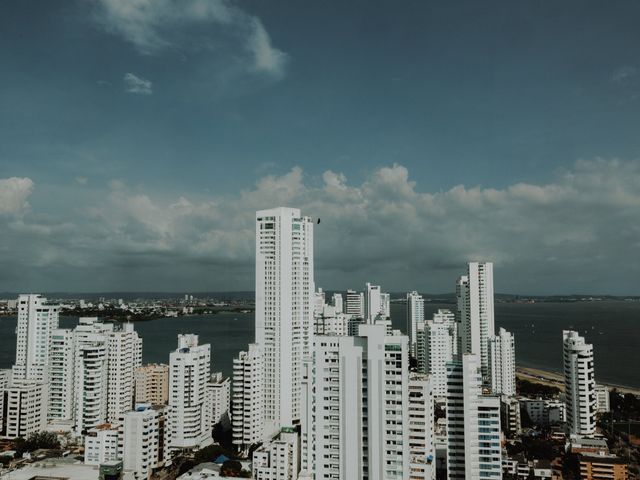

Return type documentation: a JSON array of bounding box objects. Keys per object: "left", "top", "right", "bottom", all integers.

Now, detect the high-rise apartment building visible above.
[
  {"left": 169, "top": 334, "right": 212, "bottom": 450},
  {"left": 301, "top": 324, "right": 410, "bottom": 480},
  {"left": 488, "top": 327, "right": 516, "bottom": 396},
  {"left": 408, "top": 373, "right": 436, "bottom": 480},
  {"left": 74, "top": 318, "right": 112, "bottom": 433},
  {"left": 417, "top": 309, "right": 457, "bottom": 398},
  {"left": 407, "top": 291, "right": 425, "bottom": 358},
  {"left": 12, "top": 294, "right": 59, "bottom": 382},
  {"left": 208, "top": 372, "right": 230, "bottom": 426},
  {"left": 255, "top": 208, "right": 314, "bottom": 434},
  {"left": 345, "top": 289, "right": 364, "bottom": 318},
  {"left": 446, "top": 354, "right": 502, "bottom": 480},
  {"left": 135, "top": 364, "right": 169, "bottom": 405},
  {"left": 122, "top": 404, "right": 171, "bottom": 480},
  {"left": 563, "top": 330, "right": 597, "bottom": 436},
  {"left": 232, "top": 344, "right": 264, "bottom": 451},
  {"left": 0, "top": 380, "right": 48, "bottom": 439},
  {"left": 48, "top": 328, "right": 75, "bottom": 422},
  {"left": 457, "top": 262, "right": 495, "bottom": 380},
  {"left": 331, "top": 293, "right": 343, "bottom": 314},
  {"left": 107, "top": 323, "right": 142, "bottom": 422}
]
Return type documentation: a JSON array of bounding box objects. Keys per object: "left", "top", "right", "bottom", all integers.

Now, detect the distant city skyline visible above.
[{"left": 2, "top": 1, "right": 640, "bottom": 294}]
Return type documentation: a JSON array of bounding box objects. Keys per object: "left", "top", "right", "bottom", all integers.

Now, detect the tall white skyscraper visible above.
[
  {"left": 232, "top": 344, "right": 264, "bottom": 451},
  {"left": 301, "top": 324, "right": 411, "bottom": 480},
  {"left": 407, "top": 291, "right": 425, "bottom": 358},
  {"left": 563, "top": 330, "right": 597, "bottom": 436},
  {"left": 365, "top": 282, "right": 384, "bottom": 322},
  {"left": 169, "top": 334, "right": 213, "bottom": 449},
  {"left": 488, "top": 327, "right": 516, "bottom": 396},
  {"left": 345, "top": 289, "right": 364, "bottom": 317},
  {"left": 255, "top": 207, "right": 314, "bottom": 433},
  {"left": 457, "top": 262, "right": 495, "bottom": 379},
  {"left": 48, "top": 328, "right": 75, "bottom": 422},
  {"left": 106, "top": 323, "right": 142, "bottom": 422},
  {"left": 12, "top": 294, "right": 59, "bottom": 382},
  {"left": 73, "top": 318, "right": 112, "bottom": 433},
  {"left": 446, "top": 354, "right": 501, "bottom": 480},
  {"left": 331, "top": 293, "right": 343, "bottom": 313},
  {"left": 417, "top": 309, "right": 457, "bottom": 398}
]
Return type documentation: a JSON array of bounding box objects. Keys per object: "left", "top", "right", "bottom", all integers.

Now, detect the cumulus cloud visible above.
[
  {"left": 0, "top": 177, "right": 34, "bottom": 215},
  {"left": 612, "top": 65, "right": 637, "bottom": 84},
  {"left": 123, "top": 72, "right": 153, "bottom": 95},
  {"left": 3, "top": 160, "right": 640, "bottom": 293},
  {"left": 92, "top": 0, "right": 287, "bottom": 78}
]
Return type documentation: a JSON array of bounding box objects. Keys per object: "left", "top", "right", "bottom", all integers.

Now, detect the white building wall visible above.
[
  {"left": 345, "top": 290, "right": 364, "bottom": 317},
  {"left": 208, "top": 372, "right": 230, "bottom": 426}
]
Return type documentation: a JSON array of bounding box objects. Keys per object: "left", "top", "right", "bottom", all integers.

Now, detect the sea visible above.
[{"left": 0, "top": 301, "right": 638, "bottom": 389}]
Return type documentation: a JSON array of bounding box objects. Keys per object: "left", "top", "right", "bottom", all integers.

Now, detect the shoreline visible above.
[{"left": 517, "top": 366, "right": 640, "bottom": 396}]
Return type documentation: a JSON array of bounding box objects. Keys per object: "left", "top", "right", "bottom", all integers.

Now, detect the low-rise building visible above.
[
  {"left": 579, "top": 453, "right": 628, "bottom": 480},
  {"left": 84, "top": 423, "right": 120, "bottom": 466},
  {"left": 0, "top": 380, "right": 47, "bottom": 439}
]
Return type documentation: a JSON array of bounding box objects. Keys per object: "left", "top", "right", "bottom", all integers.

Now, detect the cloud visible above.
[
  {"left": 123, "top": 72, "right": 153, "bottom": 95},
  {"left": 92, "top": 0, "right": 287, "bottom": 78},
  {"left": 75, "top": 176, "right": 88, "bottom": 185},
  {"left": 611, "top": 66, "right": 638, "bottom": 84},
  {"left": 3, "top": 160, "right": 640, "bottom": 293},
  {"left": 0, "top": 177, "right": 34, "bottom": 215}
]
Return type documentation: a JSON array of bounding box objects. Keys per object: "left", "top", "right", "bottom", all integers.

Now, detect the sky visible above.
[{"left": 2, "top": 0, "right": 640, "bottom": 294}]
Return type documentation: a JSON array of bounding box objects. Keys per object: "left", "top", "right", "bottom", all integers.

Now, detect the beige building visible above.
[{"left": 135, "top": 364, "right": 169, "bottom": 405}]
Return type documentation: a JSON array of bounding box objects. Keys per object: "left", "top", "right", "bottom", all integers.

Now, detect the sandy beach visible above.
[{"left": 517, "top": 366, "right": 640, "bottom": 396}]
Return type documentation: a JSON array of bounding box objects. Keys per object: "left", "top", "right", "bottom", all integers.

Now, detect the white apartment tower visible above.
[
  {"left": 301, "top": 324, "right": 410, "bottom": 480},
  {"left": 407, "top": 291, "right": 425, "bottom": 358},
  {"left": 331, "top": 293, "right": 343, "bottom": 314},
  {"left": 488, "top": 328, "right": 516, "bottom": 396},
  {"left": 12, "top": 294, "right": 59, "bottom": 382},
  {"left": 48, "top": 328, "right": 75, "bottom": 422},
  {"left": 446, "top": 354, "right": 502, "bottom": 480},
  {"left": 457, "top": 262, "right": 495, "bottom": 380},
  {"left": 417, "top": 309, "right": 457, "bottom": 398},
  {"left": 74, "top": 318, "right": 112, "bottom": 433},
  {"left": 408, "top": 373, "right": 436, "bottom": 480},
  {"left": 255, "top": 208, "right": 314, "bottom": 434},
  {"left": 107, "top": 323, "right": 142, "bottom": 422},
  {"left": 169, "top": 334, "right": 213, "bottom": 449},
  {"left": 232, "top": 343, "right": 264, "bottom": 451},
  {"left": 563, "top": 330, "right": 597, "bottom": 436},
  {"left": 345, "top": 289, "right": 365, "bottom": 317},
  {"left": 122, "top": 404, "right": 171, "bottom": 480},
  {"left": 0, "top": 380, "right": 48, "bottom": 439},
  {"left": 208, "top": 372, "right": 231, "bottom": 426}
]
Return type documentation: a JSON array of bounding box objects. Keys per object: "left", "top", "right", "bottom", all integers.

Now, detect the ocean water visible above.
[{"left": 0, "top": 301, "right": 638, "bottom": 388}]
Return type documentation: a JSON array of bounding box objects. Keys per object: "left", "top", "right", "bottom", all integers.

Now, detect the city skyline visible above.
[{"left": 3, "top": 1, "right": 640, "bottom": 294}]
